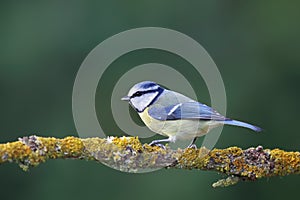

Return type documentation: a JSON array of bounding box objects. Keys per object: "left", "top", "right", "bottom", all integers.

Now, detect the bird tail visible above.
[{"left": 223, "top": 120, "right": 262, "bottom": 132}]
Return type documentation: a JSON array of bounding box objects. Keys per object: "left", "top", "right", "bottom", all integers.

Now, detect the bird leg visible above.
[
  {"left": 187, "top": 137, "right": 198, "bottom": 149},
  {"left": 148, "top": 138, "right": 172, "bottom": 148}
]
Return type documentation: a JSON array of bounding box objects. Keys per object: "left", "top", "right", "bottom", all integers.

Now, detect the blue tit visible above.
[{"left": 121, "top": 81, "right": 261, "bottom": 147}]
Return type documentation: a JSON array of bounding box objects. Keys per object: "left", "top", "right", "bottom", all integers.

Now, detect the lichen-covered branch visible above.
[{"left": 0, "top": 136, "right": 299, "bottom": 187}]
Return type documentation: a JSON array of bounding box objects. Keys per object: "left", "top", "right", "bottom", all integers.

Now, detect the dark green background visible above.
[{"left": 0, "top": 1, "right": 299, "bottom": 200}]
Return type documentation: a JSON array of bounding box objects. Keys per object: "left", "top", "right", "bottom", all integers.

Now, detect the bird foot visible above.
[
  {"left": 148, "top": 140, "right": 167, "bottom": 149},
  {"left": 187, "top": 144, "right": 197, "bottom": 149}
]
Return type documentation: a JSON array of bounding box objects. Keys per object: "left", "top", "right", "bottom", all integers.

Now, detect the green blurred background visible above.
[{"left": 0, "top": 1, "right": 299, "bottom": 199}]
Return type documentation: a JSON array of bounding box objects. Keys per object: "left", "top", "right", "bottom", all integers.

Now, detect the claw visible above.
[
  {"left": 149, "top": 140, "right": 159, "bottom": 146},
  {"left": 152, "top": 143, "right": 166, "bottom": 149},
  {"left": 148, "top": 138, "right": 171, "bottom": 149},
  {"left": 187, "top": 144, "right": 197, "bottom": 149},
  {"left": 148, "top": 140, "right": 166, "bottom": 149},
  {"left": 187, "top": 137, "right": 198, "bottom": 149}
]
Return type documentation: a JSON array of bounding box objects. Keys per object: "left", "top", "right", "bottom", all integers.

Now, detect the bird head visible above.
[{"left": 121, "top": 81, "right": 164, "bottom": 112}]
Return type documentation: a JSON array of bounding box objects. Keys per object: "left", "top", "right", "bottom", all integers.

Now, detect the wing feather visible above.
[{"left": 148, "top": 102, "right": 227, "bottom": 121}]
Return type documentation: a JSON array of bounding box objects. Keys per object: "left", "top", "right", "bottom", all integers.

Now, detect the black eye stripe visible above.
[
  {"left": 129, "top": 87, "right": 164, "bottom": 111},
  {"left": 131, "top": 89, "right": 160, "bottom": 98}
]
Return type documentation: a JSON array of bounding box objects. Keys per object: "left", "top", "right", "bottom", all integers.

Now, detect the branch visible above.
[{"left": 0, "top": 135, "right": 299, "bottom": 187}]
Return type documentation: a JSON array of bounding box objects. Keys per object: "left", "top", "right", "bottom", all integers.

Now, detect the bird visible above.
[{"left": 121, "top": 81, "right": 261, "bottom": 147}]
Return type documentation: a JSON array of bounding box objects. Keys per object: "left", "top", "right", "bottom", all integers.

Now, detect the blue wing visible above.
[
  {"left": 148, "top": 102, "right": 262, "bottom": 132},
  {"left": 148, "top": 102, "right": 227, "bottom": 121}
]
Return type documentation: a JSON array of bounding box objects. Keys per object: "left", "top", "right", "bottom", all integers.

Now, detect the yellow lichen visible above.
[
  {"left": 60, "top": 137, "right": 84, "bottom": 156},
  {"left": 0, "top": 135, "right": 299, "bottom": 187},
  {"left": 112, "top": 136, "right": 143, "bottom": 152},
  {"left": 271, "top": 149, "right": 300, "bottom": 176},
  {"left": 177, "top": 147, "right": 210, "bottom": 169}
]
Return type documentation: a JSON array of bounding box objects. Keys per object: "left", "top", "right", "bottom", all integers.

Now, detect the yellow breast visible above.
[
  {"left": 138, "top": 107, "right": 168, "bottom": 136},
  {"left": 138, "top": 107, "right": 152, "bottom": 126}
]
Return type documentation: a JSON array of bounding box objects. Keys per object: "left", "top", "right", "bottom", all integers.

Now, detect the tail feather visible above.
[{"left": 223, "top": 120, "right": 262, "bottom": 132}]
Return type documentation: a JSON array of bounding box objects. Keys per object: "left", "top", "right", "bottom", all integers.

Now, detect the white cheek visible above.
[{"left": 131, "top": 92, "right": 159, "bottom": 112}]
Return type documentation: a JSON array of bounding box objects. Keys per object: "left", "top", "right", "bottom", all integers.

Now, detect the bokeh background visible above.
[{"left": 0, "top": 1, "right": 299, "bottom": 200}]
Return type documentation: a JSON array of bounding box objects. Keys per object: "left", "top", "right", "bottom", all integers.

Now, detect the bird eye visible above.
[{"left": 134, "top": 91, "right": 142, "bottom": 97}]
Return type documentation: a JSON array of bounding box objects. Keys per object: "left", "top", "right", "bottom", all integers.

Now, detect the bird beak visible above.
[{"left": 121, "top": 96, "right": 130, "bottom": 101}]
